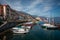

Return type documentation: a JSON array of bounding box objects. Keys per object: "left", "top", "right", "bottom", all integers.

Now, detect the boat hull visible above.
[{"left": 41, "top": 24, "right": 58, "bottom": 30}]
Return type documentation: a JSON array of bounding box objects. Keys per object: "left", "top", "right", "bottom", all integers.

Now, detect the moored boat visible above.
[
  {"left": 42, "top": 23, "right": 57, "bottom": 30},
  {"left": 12, "top": 22, "right": 34, "bottom": 34}
]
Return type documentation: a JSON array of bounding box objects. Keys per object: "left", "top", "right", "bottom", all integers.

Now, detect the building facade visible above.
[
  {"left": 0, "top": 4, "right": 19, "bottom": 21},
  {"left": 0, "top": 4, "right": 10, "bottom": 20}
]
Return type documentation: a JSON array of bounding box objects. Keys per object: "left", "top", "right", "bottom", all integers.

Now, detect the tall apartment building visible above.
[{"left": 0, "top": 4, "right": 10, "bottom": 20}]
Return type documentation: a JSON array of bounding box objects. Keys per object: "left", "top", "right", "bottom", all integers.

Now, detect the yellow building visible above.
[{"left": 36, "top": 17, "right": 42, "bottom": 21}]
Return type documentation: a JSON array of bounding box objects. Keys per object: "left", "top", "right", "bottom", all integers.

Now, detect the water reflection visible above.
[{"left": 6, "top": 24, "right": 60, "bottom": 40}]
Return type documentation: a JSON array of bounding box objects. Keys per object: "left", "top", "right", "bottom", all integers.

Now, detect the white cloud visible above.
[
  {"left": 27, "top": 9, "right": 39, "bottom": 15},
  {"left": 5, "top": 0, "right": 52, "bottom": 13},
  {"left": 25, "top": 0, "right": 53, "bottom": 15},
  {"left": 23, "top": 0, "right": 43, "bottom": 11},
  {"left": 42, "top": 5, "right": 52, "bottom": 12},
  {"left": 11, "top": 2, "right": 23, "bottom": 11},
  {"left": 3, "top": 0, "right": 54, "bottom": 17},
  {"left": 5, "top": 0, "right": 24, "bottom": 11}
]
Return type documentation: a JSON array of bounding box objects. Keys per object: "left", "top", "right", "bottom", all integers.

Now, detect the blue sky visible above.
[{"left": 0, "top": 0, "right": 60, "bottom": 17}]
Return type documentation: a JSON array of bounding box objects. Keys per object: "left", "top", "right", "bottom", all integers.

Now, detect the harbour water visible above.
[{"left": 6, "top": 23, "right": 60, "bottom": 40}]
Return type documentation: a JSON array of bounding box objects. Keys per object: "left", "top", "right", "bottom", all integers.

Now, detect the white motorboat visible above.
[
  {"left": 12, "top": 22, "right": 33, "bottom": 34},
  {"left": 42, "top": 23, "right": 57, "bottom": 30},
  {"left": 12, "top": 26, "right": 31, "bottom": 34},
  {"left": 41, "top": 17, "right": 57, "bottom": 30}
]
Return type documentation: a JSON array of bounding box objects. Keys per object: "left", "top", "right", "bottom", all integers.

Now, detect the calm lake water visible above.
[{"left": 6, "top": 23, "right": 60, "bottom": 40}]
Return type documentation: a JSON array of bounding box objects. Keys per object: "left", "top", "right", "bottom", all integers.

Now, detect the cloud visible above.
[
  {"left": 23, "top": 0, "right": 43, "bottom": 11},
  {"left": 42, "top": 5, "right": 52, "bottom": 12},
  {"left": 11, "top": 2, "right": 23, "bottom": 11},
  {"left": 41, "top": 0, "right": 54, "bottom": 12},
  {"left": 1, "top": 0, "right": 59, "bottom": 17},
  {"left": 4, "top": 0, "right": 23, "bottom": 11},
  {"left": 25, "top": 0, "right": 53, "bottom": 15},
  {"left": 3, "top": 0, "right": 53, "bottom": 13},
  {"left": 27, "top": 9, "right": 40, "bottom": 15}
]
